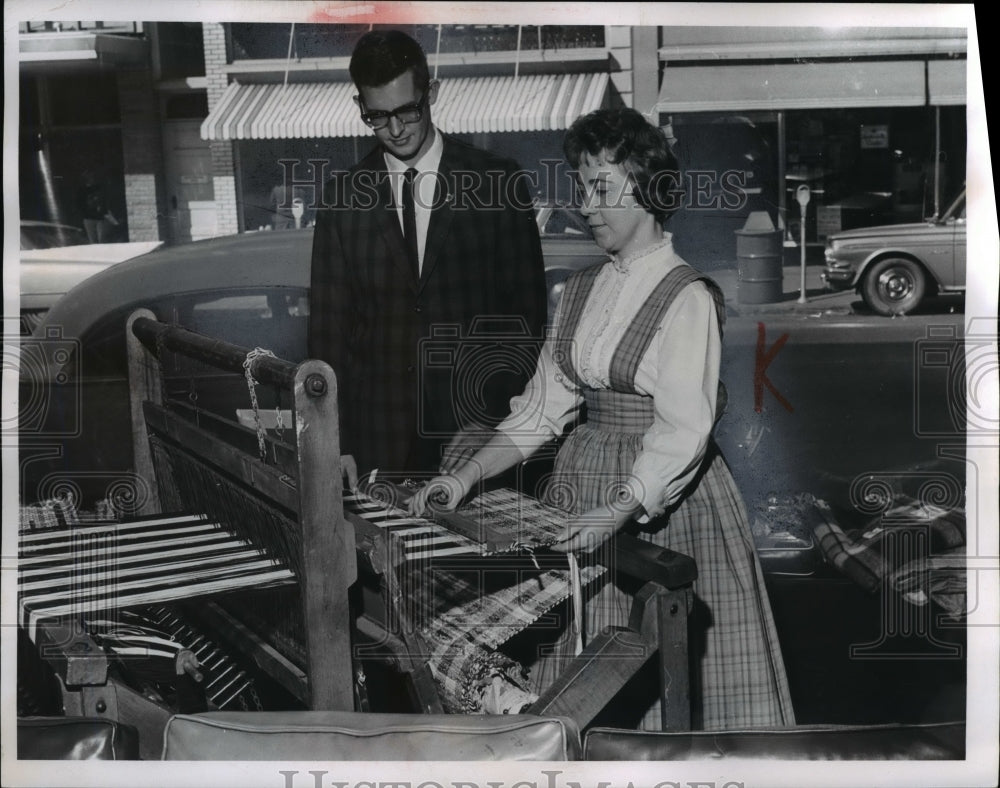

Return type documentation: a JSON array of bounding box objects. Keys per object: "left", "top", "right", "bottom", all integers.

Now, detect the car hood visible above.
[
  {"left": 828, "top": 221, "right": 945, "bottom": 243},
  {"left": 35, "top": 229, "right": 315, "bottom": 338},
  {"left": 20, "top": 240, "right": 163, "bottom": 265},
  {"left": 20, "top": 241, "right": 164, "bottom": 303}
]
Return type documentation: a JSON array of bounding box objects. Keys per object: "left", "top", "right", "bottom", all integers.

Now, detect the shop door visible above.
[{"left": 162, "top": 120, "right": 216, "bottom": 243}]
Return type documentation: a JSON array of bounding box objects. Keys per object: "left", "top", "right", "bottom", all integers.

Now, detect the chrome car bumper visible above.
[{"left": 820, "top": 267, "right": 855, "bottom": 290}]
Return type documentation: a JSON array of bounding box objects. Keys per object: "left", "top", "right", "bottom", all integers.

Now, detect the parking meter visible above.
[{"left": 796, "top": 185, "right": 811, "bottom": 303}]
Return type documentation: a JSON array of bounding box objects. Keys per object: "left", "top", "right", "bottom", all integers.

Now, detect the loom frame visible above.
[{"left": 126, "top": 309, "right": 356, "bottom": 712}]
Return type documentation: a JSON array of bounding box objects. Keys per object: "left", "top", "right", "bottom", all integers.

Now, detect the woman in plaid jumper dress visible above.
[{"left": 411, "top": 108, "right": 795, "bottom": 730}]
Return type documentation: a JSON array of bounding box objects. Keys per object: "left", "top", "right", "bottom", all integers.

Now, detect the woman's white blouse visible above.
[{"left": 496, "top": 237, "right": 722, "bottom": 519}]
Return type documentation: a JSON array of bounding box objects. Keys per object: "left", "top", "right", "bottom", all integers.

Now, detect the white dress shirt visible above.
[{"left": 384, "top": 127, "right": 444, "bottom": 275}]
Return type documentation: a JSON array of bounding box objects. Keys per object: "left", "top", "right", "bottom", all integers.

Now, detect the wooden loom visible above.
[{"left": 20, "top": 311, "right": 698, "bottom": 754}]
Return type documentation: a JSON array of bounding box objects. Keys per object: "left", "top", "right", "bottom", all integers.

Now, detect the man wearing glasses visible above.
[{"left": 309, "top": 30, "right": 547, "bottom": 482}]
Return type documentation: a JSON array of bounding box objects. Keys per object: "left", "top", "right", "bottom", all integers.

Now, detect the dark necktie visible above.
[{"left": 402, "top": 168, "right": 419, "bottom": 279}]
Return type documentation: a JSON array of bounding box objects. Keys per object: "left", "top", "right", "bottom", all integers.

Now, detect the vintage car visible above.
[
  {"left": 821, "top": 188, "right": 966, "bottom": 316},
  {"left": 19, "top": 206, "right": 604, "bottom": 505},
  {"left": 535, "top": 199, "right": 607, "bottom": 315},
  {"left": 18, "top": 219, "right": 163, "bottom": 335}
]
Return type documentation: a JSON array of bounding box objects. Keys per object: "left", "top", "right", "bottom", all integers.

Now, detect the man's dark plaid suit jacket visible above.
[{"left": 308, "top": 134, "right": 547, "bottom": 476}]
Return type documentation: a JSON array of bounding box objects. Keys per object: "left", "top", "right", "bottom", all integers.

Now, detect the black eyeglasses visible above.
[{"left": 358, "top": 88, "right": 428, "bottom": 130}]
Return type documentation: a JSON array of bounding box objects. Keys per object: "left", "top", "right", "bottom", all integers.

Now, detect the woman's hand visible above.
[
  {"left": 439, "top": 421, "right": 494, "bottom": 474},
  {"left": 407, "top": 472, "right": 469, "bottom": 516},
  {"left": 550, "top": 504, "right": 633, "bottom": 553}
]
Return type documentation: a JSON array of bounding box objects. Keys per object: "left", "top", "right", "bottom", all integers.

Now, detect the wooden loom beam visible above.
[{"left": 126, "top": 312, "right": 356, "bottom": 711}]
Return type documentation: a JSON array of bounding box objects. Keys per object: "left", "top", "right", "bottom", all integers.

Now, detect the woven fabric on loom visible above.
[
  {"left": 426, "top": 635, "right": 530, "bottom": 713},
  {"left": 355, "top": 487, "right": 607, "bottom": 712},
  {"left": 413, "top": 564, "right": 605, "bottom": 651},
  {"left": 386, "top": 488, "right": 604, "bottom": 712},
  {"left": 19, "top": 496, "right": 113, "bottom": 531},
  {"left": 411, "top": 563, "right": 606, "bottom": 713},
  {"left": 456, "top": 488, "right": 581, "bottom": 552}
]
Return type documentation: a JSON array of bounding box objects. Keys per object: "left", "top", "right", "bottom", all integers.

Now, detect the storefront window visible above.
[
  {"left": 667, "top": 113, "right": 779, "bottom": 269},
  {"left": 19, "top": 73, "right": 126, "bottom": 237},
  {"left": 235, "top": 131, "right": 569, "bottom": 234},
  {"left": 784, "top": 106, "right": 965, "bottom": 245}
]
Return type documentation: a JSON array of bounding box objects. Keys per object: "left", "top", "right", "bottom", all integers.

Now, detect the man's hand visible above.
[{"left": 439, "top": 423, "right": 494, "bottom": 474}]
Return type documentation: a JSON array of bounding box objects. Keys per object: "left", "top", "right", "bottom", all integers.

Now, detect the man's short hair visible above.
[{"left": 349, "top": 30, "right": 430, "bottom": 91}]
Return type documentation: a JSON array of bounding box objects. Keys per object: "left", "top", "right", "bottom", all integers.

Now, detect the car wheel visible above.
[{"left": 860, "top": 257, "right": 926, "bottom": 316}]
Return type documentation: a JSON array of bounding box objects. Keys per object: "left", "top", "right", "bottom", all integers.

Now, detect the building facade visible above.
[
  {"left": 198, "top": 23, "right": 641, "bottom": 235},
  {"left": 18, "top": 22, "right": 968, "bottom": 267},
  {"left": 650, "top": 26, "right": 968, "bottom": 266},
  {"left": 18, "top": 21, "right": 209, "bottom": 245}
]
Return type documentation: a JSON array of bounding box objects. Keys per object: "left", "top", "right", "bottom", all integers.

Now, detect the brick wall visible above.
[
  {"left": 203, "top": 21, "right": 239, "bottom": 235},
  {"left": 118, "top": 68, "right": 167, "bottom": 241}
]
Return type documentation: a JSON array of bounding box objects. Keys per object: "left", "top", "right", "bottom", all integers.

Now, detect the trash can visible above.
[{"left": 735, "top": 213, "right": 783, "bottom": 305}]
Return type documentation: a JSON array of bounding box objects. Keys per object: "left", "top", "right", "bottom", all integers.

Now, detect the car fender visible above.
[{"left": 849, "top": 248, "right": 943, "bottom": 292}]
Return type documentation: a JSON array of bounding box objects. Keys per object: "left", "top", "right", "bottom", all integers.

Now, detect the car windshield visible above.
[
  {"left": 74, "top": 287, "right": 311, "bottom": 379},
  {"left": 538, "top": 204, "right": 593, "bottom": 239}
]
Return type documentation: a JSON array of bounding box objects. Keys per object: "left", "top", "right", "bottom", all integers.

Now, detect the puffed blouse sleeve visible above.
[
  {"left": 625, "top": 280, "right": 722, "bottom": 520},
  {"left": 495, "top": 308, "right": 584, "bottom": 458}
]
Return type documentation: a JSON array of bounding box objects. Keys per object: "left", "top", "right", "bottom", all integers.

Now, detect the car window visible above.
[
  {"left": 540, "top": 206, "right": 593, "bottom": 239},
  {"left": 75, "top": 287, "right": 311, "bottom": 380},
  {"left": 20, "top": 224, "right": 89, "bottom": 250},
  {"left": 943, "top": 191, "right": 966, "bottom": 221}
]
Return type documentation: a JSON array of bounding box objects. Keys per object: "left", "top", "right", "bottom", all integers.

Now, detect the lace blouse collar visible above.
[{"left": 608, "top": 233, "right": 674, "bottom": 274}]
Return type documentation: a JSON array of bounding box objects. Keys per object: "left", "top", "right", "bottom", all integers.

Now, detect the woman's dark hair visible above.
[
  {"left": 564, "top": 108, "right": 682, "bottom": 223},
  {"left": 349, "top": 30, "right": 430, "bottom": 92}
]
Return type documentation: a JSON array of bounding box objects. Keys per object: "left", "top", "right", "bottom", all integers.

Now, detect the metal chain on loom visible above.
[
  {"left": 243, "top": 347, "right": 279, "bottom": 462},
  {"left": 155, "top": 331, "right": 168, "bottom": 403}
]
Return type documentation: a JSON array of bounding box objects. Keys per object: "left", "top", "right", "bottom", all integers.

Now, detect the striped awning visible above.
[{"left": 200, "top": 72, "right": 610, "bottom": 141}]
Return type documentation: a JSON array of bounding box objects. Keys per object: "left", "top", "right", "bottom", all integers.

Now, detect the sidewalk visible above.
[{"left": 710, "top": 263, "right": 858, "bottom": 317}]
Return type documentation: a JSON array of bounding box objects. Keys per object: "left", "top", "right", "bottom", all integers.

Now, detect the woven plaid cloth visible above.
[
  {"left": 457, "top": 487, "right": 581, "bottom": 552},
  {"left": 19, "top": 496, "right": 116, "bottom": 531},
  {"left": 583, "top": 389, "right": 654, "bottom": 433},
  {"left": 607, "top": 266, "right": 726, "bottom": 391},
  {"left": 362, "top": 485, "right": 608, "bottom": 713},
  {"left": 812, "top": 495, "right": 966, "bottom": 618},
  {"left": 412, "top": 564, "right": 605, "bottom": 651},
  {"left": 403, "top": 553, "right": 604, "bottom": 712},
  {"left": 428, "top": 634, "right": 533, "bottom": 714}
]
